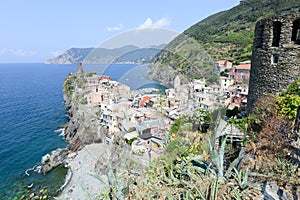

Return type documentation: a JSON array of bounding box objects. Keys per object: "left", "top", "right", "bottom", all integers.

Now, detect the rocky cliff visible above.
[
  {"left": 41, "top": 70, "right": 105, "bottom": 173},
  {"left": 41, "top": 68, "right": 147, "bottom": 198},
  {"left": 63, "top": 74, "right": 101, "bottom": 148}
]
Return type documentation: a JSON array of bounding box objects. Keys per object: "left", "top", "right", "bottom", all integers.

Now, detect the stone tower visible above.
[
  {"left": 76, "top": 63, "right": 84, "bottom": 74},
  {"left": 247, "top": 13, "right": 300, "bottom": 112}
]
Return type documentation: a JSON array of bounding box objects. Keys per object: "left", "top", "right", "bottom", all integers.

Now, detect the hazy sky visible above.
[{"left": 0, "top": 0, "right": 240, "bottom": 62}]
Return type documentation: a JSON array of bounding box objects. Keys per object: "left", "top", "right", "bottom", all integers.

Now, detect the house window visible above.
[
  {"left": 291, "top": 19, "right": 300, "bottom": 45},
  {"left": 272, "top": 54, "right": 279, "bottom": 64},
  {"left": 272, "top": 21, "right": 282, "bottom": 47}
]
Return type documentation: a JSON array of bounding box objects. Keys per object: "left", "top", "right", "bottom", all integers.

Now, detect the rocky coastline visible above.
[
  {"left": 40, "top": 66, "right": 144, "bottom": 199},
  {"left": 41, "top": 77, "right": 103, "bottom": 175},
  {"left": 39, "top": 70, "right": 103, "bottom": 198}
]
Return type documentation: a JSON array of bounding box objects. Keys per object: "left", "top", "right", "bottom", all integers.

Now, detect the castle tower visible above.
[
  {"left": 76, "top": 63, "right": 84, "bottom": 74},
  {"left": 247, "top": 13, "right": 300, "bottom": 112}
]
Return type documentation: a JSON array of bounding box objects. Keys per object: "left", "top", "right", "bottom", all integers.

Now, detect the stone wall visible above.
[{"left": 247, "top": 13, "right": 300, "bottom": 112}]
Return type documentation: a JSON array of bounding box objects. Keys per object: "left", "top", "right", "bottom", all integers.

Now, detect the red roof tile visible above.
[
  {"left": 236, "top": 64, "right": 251, "bottom": 70},
  {"left": 139, "top": 96, "right": 151, "bottom": 106}
]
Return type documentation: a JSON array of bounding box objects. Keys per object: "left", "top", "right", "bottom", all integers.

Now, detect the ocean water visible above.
[
  {"left": 0, "top": 63, "right": 76, "bottom": 199},
  {"left": 0, "top": 63, "right": 166, "bottom": 199},
  {"left": 84, "top": 63, "right": 168, "bottom": 90}
]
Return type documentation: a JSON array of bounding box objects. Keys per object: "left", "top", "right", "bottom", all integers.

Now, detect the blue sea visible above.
[
  {"left": 0, "top": 63, "right": 76, "bottom": 198},
  {"left": 0, "top": 63, "right": 165, "bottom": 199}
]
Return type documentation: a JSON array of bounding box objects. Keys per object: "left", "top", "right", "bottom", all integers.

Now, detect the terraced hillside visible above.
[{"left": 150, "top": 0, "right": 300, "bottom": 85}]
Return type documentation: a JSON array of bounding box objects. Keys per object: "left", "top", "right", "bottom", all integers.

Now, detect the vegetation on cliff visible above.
[
  {"left": 63, "top": 75, "right": 75, "bottom": 96},
  {"left": 63, "top": 72, "right": 86, "bottom": 101}
]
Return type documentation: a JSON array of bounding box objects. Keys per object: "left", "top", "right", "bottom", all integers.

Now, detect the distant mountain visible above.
[
  {"left": 45, "top": 44, "right": 165, "bottom": 64},
  {"left": 149, "top": 0, "right": 300, "bottom": 86},
  {"left": 115, "top": 47, "right": 165, "bottom": 63},
  {"left": 45, "top": 48, "right": 94, "bottom": 64}
]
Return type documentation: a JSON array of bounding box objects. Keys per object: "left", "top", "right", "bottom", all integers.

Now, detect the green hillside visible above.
[
  {"left": 185, "top": 0, "right": 300, "bottom": 62},
  {"left": 151, "top": 0, "right": 300, "bottom": 85}
]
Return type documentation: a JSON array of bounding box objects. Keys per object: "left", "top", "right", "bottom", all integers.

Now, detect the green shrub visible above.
[
  {"left": 276, "top": 79, "right": 300, "bottom": 120},
  {"left": 276, "top": 94, "right": 300, "bottom": 120},
  {"left": 126, "top": 137, "right": 137, "bottom": 146},
  {"left": 80, "top": 97, "right": 87, "bottom": 105}
]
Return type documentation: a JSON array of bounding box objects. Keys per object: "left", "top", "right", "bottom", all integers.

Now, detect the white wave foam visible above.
[
  {"left": 34, "top": 165, "right": 42, "bottom": 173},
  {"left": 25, "top": 164, "right": 39, "bottom": 176},
  {"left": 41, "top": 154, "right": 50, "bottom": 163},
  {"left": 59, "top": 168, "right": 72, "bottom": 191},
  {"left": 54, "top": 128, "right": 65, "bottom": 137}
]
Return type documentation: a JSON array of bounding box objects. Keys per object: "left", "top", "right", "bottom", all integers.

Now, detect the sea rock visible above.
[{"left": 41, "top": 148, "right": 69, "bottom": 174}]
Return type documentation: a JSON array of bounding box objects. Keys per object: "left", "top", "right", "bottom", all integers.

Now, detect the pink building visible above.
[
  {"left": 228, "top": 64, "right": 251, "bottom": 84},
  {"left": 234, "top": 64, "right": 251, "bottom": 84}
]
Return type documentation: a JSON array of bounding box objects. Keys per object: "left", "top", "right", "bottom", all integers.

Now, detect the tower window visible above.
[
  {"left": 272, "top": 21, "right": 282, "bottom": 47},
  {"left": 292, "top": 19, "right": 300, "bottom": 45},
  {"left": 272, "top": 54, "right": 279, "bottom": 64}
]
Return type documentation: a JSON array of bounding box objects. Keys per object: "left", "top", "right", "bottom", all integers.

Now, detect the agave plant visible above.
[{"left": 208, "top": 135, "right": 227, "bottom": 180}]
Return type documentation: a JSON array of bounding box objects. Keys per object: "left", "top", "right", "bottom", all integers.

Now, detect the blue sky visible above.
[{"left": 0, "top": 0, "right": 240, "bottom": 62}]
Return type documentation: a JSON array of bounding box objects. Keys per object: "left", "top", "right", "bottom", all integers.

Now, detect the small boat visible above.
[{"left": 27, "top": 183, "right": 33, "bottom": 189}]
